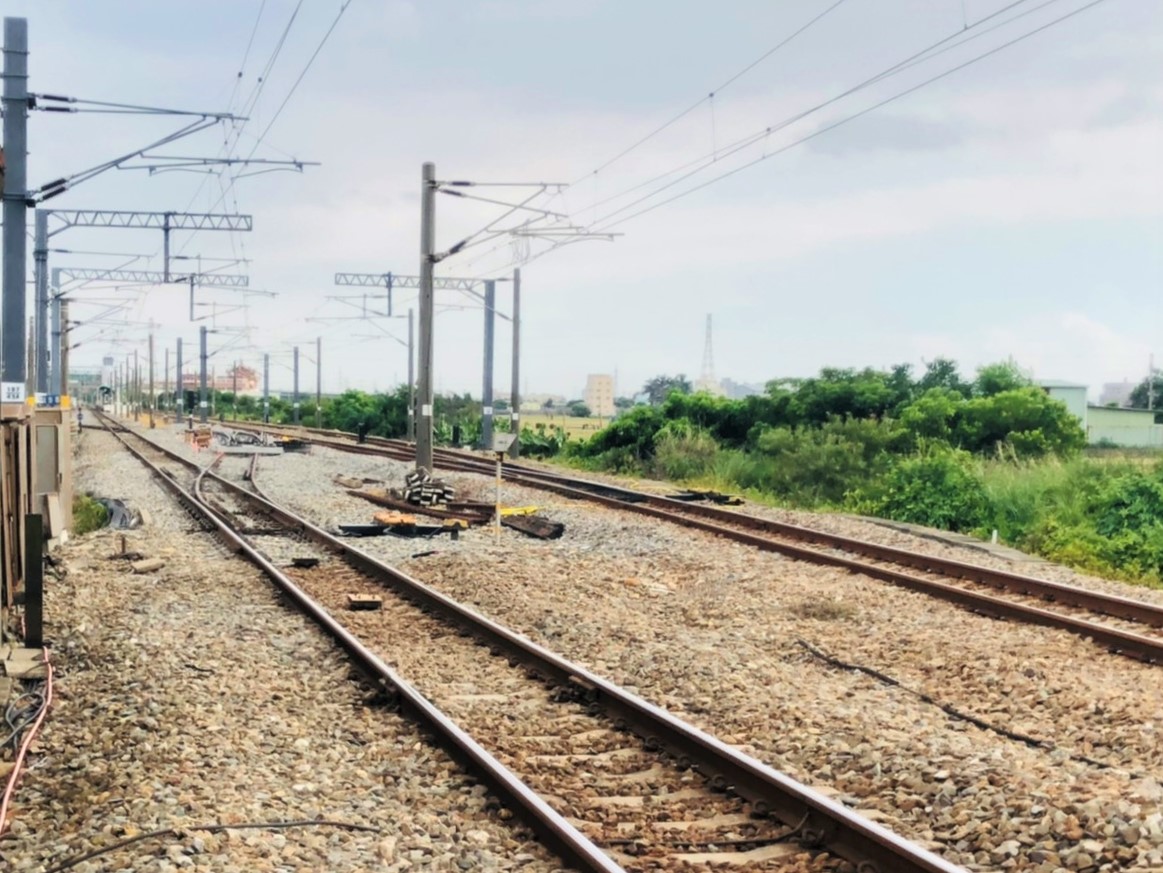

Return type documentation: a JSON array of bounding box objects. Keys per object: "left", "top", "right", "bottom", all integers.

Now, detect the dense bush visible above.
[
  {"left": 73, "top": 493, "right": 109, "bottom": 535},
  {"left": 847, "top": 448, "right": 990, "bottom": 531},
  {"left": 562, "top": 358, "right": 1152, "bottom": 583}
]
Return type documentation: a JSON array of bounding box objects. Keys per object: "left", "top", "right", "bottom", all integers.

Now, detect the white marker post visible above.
[{"left": 490, "top": 432, "right": 517, "bottom": 538}]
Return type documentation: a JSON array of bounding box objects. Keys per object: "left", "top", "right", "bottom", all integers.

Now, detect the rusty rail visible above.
[
  {"left": 241, "top": 422, "right": 1163, "bottom": 665},
  {"left": 103, "top": 414, "right": 967, "bottom": 873},
  {"left": 96, "top": 413, "right": 623, "bottom": 873}
]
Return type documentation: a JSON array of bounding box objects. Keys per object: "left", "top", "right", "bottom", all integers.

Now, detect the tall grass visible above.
[{"left": 575, "top": 428, "right": 1163, "bottom": 588}]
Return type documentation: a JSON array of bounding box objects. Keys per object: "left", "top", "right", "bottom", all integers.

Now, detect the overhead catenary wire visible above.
[
  {"left": 580, "top": 0, "right": 1047, "bottom": 219},
  {"left": 575, "top": 0, "right": 852, "bottom": 183},
  {"left": 447, "top": 0, "right": 1051, "bottom": 279},
  {"left": 587, "top": 0, "right": 1110, "bottom": 233},
  {"left": 451, "top": 0, "right": 1107, "bottom": 283},
  {"left": 245, "top": 0, "right": 355, "bottom": 157},
  {"left": 174, "top": 0, "right": 353, "bottom": 281},
  {"left": 230, "top": 0, "right": 270, "bottom": 109},
  {"left": 168, "top": 0, "right": 307, "bottom": 264}
]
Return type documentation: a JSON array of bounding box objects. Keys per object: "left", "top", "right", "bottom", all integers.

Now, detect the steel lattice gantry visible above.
[
  {"left": 332, "top": 269, "right": 519, "bottom": 466},
  {"left": 333, "top": 272, "right": 507, "bottom": 319},
  {"left": 57, "top": 268, "right": 249, "bottom": 287},
  {"left": 33, "top": 208, "right": 253, "bottom": 391},
  {"left": 335, "top": 272, "right": 483, "bottom": 291},
  {"left": 47, "top": 210, "right": 253, "bottom": 231}
]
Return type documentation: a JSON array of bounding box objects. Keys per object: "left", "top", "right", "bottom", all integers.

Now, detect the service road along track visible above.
[
  {"left": 244, "top": 423, "right": 1163, "bottom": 665},
  {"left": 100, "top": 415, "right": 963, "bottom": 873}
]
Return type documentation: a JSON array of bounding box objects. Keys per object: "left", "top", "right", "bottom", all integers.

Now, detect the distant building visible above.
[
  {"left": 1087, "top": 406, "right": 1163, "bottom": 447},
  {"left": 584, "top": 374, "right": 615, "bottom": 418},
  {"left": 693, "top": 376, "right": 725, "bottom": 396},
  {"left": 180, "top": 364, "right": 260, "bottom": 395},
  {"left": 720, "top": 378, "right": 763, "bottom": 399},
  {"left": 1037, "top": 379, "right": 1088, "bottom": 426},
  {"left": 1099, "top": 380, "right": 1136, "bottom": 407},
  {"left": 1035, "top": 379, "right": 1163, "bottom": 448}
]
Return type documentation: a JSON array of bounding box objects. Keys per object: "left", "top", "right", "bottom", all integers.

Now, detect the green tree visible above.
[
  {"left": 1128, "top": 376, "right": 1163, "bottom": 409},
  {"left": 973, "top": 361, "right": 1029, "bottom": 397},
  {"left": 790, "top": 367, "right": 899, "bottom": 424},
  {"left": 917, "top": 357, "right": 971, "bottom": 397},
  {"left": 571, "top": 405, "right": 666, "bottom": 469},
  {"left": 899, "top": 388, "right": 963, "bottom": 442},
  {"left": 955, "top": 387, "right": 1085, "bottom": 457},
  {"left": 643, "top": 374, "right": 692, "bottom": 405},
  {"left": 568, "top": 401, "right": 592, "bottom": 418}
]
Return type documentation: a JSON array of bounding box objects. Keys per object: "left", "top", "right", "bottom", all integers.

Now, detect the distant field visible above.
[{"left": 521, "top": 412, "right": 610, "bottom": 439}]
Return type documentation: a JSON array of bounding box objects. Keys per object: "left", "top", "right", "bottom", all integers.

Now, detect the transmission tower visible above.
[{"left": 696, "top": 314, "right": 721, "bottom": 395}]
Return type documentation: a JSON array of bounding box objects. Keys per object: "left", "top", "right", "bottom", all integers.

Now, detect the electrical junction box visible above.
[{"left": 490, "top": 432, "right": 517, "bottom": 454}]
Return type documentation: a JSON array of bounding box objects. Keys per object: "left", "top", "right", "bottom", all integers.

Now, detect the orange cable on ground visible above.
[{"left": 0, "top": 647, "right": 54, "bottom": 835}]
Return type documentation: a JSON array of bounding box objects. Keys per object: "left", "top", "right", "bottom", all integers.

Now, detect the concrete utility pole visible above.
[
  {"left": 293, "top": 346, "right": 300, "bottom": 425},
  {"left": 164, "top": 347, "right": 169, "bottom": 413},
  {"left": 481, "top": 280, "right": 495, "bottom": 449},
  {"left": 175, "top": 338, "right": 183, "bottom": 423},
  {"left": 25, "top": 320, "right": 34, "bottom": 398},
  {"left": 510, "top": 268, "right": 521, "bottom": 458},
  {"left": 331, "top": 271, "right": 507, "bottom": 446},
  {"left": 2, "top": 17, "right": 29, "bottom": 401},
  {"left": 133, "top": 349, "right": 139, "bottom": 417},
  {"left": 49, "top": 268, "right": 61, "bottom": 392},
  {"left": 199, "top": 325, "right": 208, "bottom": 423},
  {"left": 148, "top": 333, "right": 155, "bottom": 429},
  {"left": 58, "top": 300, "right": 69, "bottom": 397},
  {"left": 263, "top": 353, "right": 270, "bottom": 423},
  {"left": 315, "top": 336, "right": 322, "bottom": 428},
  {"left": 417, "top": 162, "right": 436, "bottom": 471},
  {"left": 1150, "top": 354, "right": 1155, "bottom": 412},
  {"left": 33, "top": 210, "right": 48, "bottom": 393},
  {"left": 408, "top": 307, "right": 416, "bottom": 441}
]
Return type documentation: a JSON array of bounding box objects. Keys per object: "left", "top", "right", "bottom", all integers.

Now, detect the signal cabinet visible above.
[{"left": 31, "top": 406, "right": 73, "bottom": 540}]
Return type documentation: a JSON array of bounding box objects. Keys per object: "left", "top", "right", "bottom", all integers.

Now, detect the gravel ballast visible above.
[
  {"left": 232, "top": 437, "right": 1163, "bottom": 872},
  {"left": 0, "top": 427, "right": 560, "bottom": 872}
]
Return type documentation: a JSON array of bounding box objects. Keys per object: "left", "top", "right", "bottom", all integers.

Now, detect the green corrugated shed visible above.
[{"left": 1086, "top": 405, "right": 1163, "bottom": 448}]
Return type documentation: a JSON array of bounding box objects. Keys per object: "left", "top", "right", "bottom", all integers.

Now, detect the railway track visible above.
[
  {"left": 230, "top": 421, "right": 1163, "bottom": 665},
  {"left": 98, "top": 413, "right": 963, "bottom": 873}
]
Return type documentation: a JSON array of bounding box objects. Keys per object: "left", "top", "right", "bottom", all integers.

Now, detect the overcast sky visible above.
[{"left": 8, "top": 0, "right": 1161, "bottom": 399}]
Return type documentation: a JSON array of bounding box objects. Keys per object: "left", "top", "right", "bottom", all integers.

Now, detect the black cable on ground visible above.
[
  {"left": 795, "top": 638, "right": 1138, "bottom": 776},
  {"left": 44, "top": 819, "right": 383, "bottom": 873}
]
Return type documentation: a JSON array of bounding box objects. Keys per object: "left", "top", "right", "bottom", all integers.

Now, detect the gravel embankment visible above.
[
  {"left": 237, "top": 438, "right": 1163, "bottom": 873},
  {"left": 518, "top": 457, "right": 1163, "bottom": 608},
  {"left": 0, "top": 427, "right": 560, "bottom": 873},
  {"left": 203, "top": 480, "right": 844, "bottom": 872}
]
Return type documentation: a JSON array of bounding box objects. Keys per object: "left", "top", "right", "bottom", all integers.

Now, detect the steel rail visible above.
[
  {"left": 243, "top": 423, "right": 1163, "bottom": 664},
  {"left": 96, "top": 416, "right": 624, "bottom": 873},
  {"left": 109, "top": 418, "right": 965, "bottom": 873},
  {"left": 485, "top": 459, "right": 1163, "bottom": 629}
]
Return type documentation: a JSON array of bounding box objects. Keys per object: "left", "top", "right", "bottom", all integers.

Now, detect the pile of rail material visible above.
[
  {"left": 402, "top": 468, "right": 456, "bottom": 507},
  {"left": 669, "top": 488, "right": 743, "bottom": 506},
  {"left": 371, "top": 510, "right": 466, "bottom": 539},
  {"left": 350, "top": 489, "right": 489, "bottom": 525}
]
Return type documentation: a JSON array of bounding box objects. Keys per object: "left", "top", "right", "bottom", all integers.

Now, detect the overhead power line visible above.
[
  {"left": 453, "top": 0, "right": 1108, "bottom": 284},
  {"left": 453, "top": 0, "right": 1047, "bottom": 278},
  {"left": 576, "top": 0, "right": 851, "bottom": 183},
  {"left": 582, "top": 0, "right": 1044, "bottom": 219},
  {"left": 246, "top": 0, "right": 355, "bottom": 155},
  {"left": 586, "top": 0, "right": 1112, "bottom": 233},
  {"left": 175, "top": 0, "right": 354, "bottom": 264}
]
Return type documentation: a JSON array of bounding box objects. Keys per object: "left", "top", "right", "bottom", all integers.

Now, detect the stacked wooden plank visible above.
[{"left": 402, "top": 468, "right": 456, "bottom": 507}]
